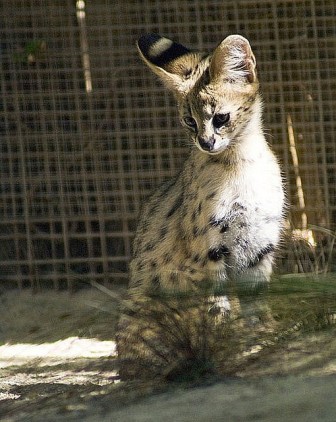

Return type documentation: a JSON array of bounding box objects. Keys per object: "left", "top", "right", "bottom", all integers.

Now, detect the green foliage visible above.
[{"left": 14, "top": 39, "right": 47, "bottom": 65}]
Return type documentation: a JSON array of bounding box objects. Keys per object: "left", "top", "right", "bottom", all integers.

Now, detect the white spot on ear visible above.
[{"left": 148, "top": 38, "right": 173, "bottom": 59}]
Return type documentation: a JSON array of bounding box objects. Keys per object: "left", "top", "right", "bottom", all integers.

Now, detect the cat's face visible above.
[
  {"left": 179, "top": 77, "right": 260, "bottom": 154},
  {"left": 137, "top": 34, "right": 260, "bottom": 155}
]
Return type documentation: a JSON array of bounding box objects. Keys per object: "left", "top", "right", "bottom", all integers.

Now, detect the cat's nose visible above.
[{"left": 198, "top": 136, "right": 215, "bottom": 152}]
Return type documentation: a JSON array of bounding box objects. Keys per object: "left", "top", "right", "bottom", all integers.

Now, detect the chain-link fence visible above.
[{"left": 0, "top": 0, "right": 335, "bottom": 290}]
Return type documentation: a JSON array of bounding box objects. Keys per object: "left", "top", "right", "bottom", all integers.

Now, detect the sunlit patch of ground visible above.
[
  {"left": 0, "top": 288, "right": 122, "bottom": 418},
  {"left": 0, "top": 337, "right": 116, "bottom": 366},
  {"left": 0, "top": 337, "right": 118, "bottom": 402}
]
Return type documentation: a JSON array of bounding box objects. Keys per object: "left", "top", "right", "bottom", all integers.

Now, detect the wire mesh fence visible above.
[{"left": 0, "top": 0, "right": 335, "bottom": 290}]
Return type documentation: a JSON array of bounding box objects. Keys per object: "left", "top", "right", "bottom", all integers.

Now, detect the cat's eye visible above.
[
  {"left": 183, "top": 116, "right": 197, "bottom": 129},
  {"left": 213, "top": 113, "right": 230, "bottom": 129}
]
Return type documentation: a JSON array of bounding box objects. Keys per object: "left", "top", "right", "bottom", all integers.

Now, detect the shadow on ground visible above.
[{"left": 1, "top": 277, "right": 336, "bottom": 421}]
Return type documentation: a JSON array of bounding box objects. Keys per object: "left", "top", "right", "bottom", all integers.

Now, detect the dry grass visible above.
[
  {"left": 116, "top": 273, "right": 336, "bottom": 383},
  {"left": 278, "top": 224, "right": 336, "bottom": 275}
]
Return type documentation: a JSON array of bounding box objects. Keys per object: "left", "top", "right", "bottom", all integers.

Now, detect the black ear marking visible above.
[{"left": 137, "top": 33, "right": 191, "bottom": 68}]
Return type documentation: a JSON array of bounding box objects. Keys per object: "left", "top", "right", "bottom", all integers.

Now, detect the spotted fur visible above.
[
  {"left": 117, "top": 34, "right": 285, "bottom": 378},
  {"left": 129, "top": 34, "right": 284, "bottom": 294}
]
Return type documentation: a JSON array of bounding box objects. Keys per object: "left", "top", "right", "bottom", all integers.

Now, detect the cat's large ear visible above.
[
  {"left": 209, "top": 35, "right": 257, "bottom": 84},
  {"left": 137, "top": 34, "right": 202, "bottom": 95}
]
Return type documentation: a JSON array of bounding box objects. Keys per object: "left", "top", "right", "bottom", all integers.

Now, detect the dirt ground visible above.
[{"left": 1, "top": 286, "right": 336, "bottom": 421}]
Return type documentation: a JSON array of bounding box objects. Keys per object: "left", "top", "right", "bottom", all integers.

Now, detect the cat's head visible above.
[{"left": 137, "top": 33, "right": 260, "bottom": 155}]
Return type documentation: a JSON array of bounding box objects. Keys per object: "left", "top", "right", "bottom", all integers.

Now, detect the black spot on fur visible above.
[
  {"left": 150, "top": 275, "right": 161, "bottom": 289},
  {"left": 248, "top": 244, "right": 274, "bottom": 268},
  {"left": 167, "top": 194, "right": 183, "bottom": 218},
  {"left": 191, "top": 203, "right": 202, "bottom": 222},
  {"left": 136, "top": 262, "right": 144, "bottom": 271},
  {"left": 209, "top": 216, "right": 229, "bottom": 233},
  {"left": 232, "top": 202, "right": 247, "bottom": 212},
  {"left": 159, "top": 226, "right": 168, "bottom": 239},
  {"left": 209, "top": 216, "right": 222, "bottom": 227},
  {"left": 206, "top": 191, "right": 216, "bottom": 200},
  {"left": 163, "top": 253, "right": 172, "bottom": 264},
  {"left": 144, "top": 242, "right": 155, "bottom": 252},
  {"left": 184, "top": 68, "right": 192, "bottom": 78},
  {"left": 192, "top": 254, "right": 201, "bottom": 263},
  {"left": 193, "top": 226, "right": 208, "bottom": 237},
  {"left": 220, "top": 224, "right": 229, "bottom": 233},
  {"left": 208, "top": 245, "right": 230, "bottom": 262}
]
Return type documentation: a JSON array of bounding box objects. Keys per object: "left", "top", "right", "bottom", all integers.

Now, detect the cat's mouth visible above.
[{"left": 196, "top": 137, "right": 230, "bottom": 155}]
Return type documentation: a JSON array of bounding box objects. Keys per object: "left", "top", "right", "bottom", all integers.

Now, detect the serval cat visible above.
[{"left": 116, "top": 33, "right": 285, "bottom": 380}]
